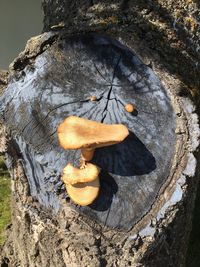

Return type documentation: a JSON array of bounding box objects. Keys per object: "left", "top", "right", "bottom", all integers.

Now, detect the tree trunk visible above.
[{"left": 0, "top": 1, "right": 200, "bottom": 267}]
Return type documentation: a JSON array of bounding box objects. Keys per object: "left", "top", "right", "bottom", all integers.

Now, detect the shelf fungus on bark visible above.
[
  {"left": 62, "top": 163, "right": 100, "bottom": 185},
  {"left": 57, "top": 116, "right": 129, "bottom": 162},
  {"left": 57, "top": 116, "right": 129, "bottom": 206},
  {"left": 62, "top": 163, "right": 100, "bottom": 206}
]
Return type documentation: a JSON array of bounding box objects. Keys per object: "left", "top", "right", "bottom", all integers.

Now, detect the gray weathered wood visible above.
[{"left": 0, "top": 33, "right": 176, "bottom": 230}]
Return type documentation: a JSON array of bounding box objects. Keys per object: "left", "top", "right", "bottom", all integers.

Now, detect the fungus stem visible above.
[{"left": 81, "top": 148, "right": 95, "bottom": 162}]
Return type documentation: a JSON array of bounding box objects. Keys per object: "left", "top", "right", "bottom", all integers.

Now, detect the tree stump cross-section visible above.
[
  {"left": 1, "top": 33, "right": 176, "bottom": 230},
  {"left": 0, "top": 31, "right": 199, "bottom": 266}
]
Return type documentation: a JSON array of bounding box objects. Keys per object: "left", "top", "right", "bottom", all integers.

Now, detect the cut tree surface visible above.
[
  {"left": 0, "top": 30, "right": 199, "bottom": 267},
  {"left": 0, "top": 32, "right": 182, "bottom": 231}
]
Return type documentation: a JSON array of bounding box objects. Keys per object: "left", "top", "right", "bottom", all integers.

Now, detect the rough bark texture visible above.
[{"left": 0, "top": 1, "right": 200, "bottom": 267}]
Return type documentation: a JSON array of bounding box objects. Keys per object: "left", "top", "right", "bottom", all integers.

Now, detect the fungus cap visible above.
[
  {"left": 66, "top": 178, "right": 100, "bottom": 206},
  {"left": 90, "top": 95, "right": 97, "bottom": 101},
  {"left": 62, "top": 163, "right": 100, "bottom": 185},
  {"left": 125, "top": 103, "right": 135, "bottom": 113},
  {"left": 57, "top": 116, "right": 129, "bottom": 150}
]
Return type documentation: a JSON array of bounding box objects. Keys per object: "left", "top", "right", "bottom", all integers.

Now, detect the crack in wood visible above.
[
  {"left": 93, "top": 62, "right": 111, "bottom": 84},
  {"left": 101, "top": 56, "right": 122, "bottom": 123}
]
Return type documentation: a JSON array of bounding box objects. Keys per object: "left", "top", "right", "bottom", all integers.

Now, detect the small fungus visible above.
[
  {"left": 89, "top": 95, "right": 97, "bottom": 101},
  {"left": 125, "top": 103, "right": 135, "bottom": 113},
  {"left": 57, "top": 116, "right": 129, "bottom": 206}
]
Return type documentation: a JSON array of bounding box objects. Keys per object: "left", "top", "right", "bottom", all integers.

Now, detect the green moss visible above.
[{"left": 0, "top": 156, "right": 11, "bottom": 245}]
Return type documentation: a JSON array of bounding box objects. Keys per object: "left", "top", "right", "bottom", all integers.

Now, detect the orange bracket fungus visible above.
[{"left": 57, "top": 116, "right": 129, "bottom": 206}]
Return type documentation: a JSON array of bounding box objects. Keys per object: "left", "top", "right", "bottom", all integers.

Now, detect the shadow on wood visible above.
[{"left": 92, "top": 131, "right": 156, "bottom": 176}]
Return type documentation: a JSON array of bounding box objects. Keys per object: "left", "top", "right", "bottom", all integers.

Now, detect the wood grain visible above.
[{"left": 0, "top": 33, "right": 176, "bottom": 230}]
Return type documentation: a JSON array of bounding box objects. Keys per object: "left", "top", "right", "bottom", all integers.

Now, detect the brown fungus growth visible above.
[
  {"left": 57, "top": 116, "right": 129, "bottom": 206},
  {"left": 62, "top": 163, "right": 100, "bottom": 206},
  {"left": 66, "top": 178, "right": 100, "bottom": 206},
  {"left": 89, "top": 95, "right": 97, "bottom": 101},
  {"left": 125, "top": 103, "right": 135, "bottom": 113},
  {"left": 57, "top": 116, "right": 129, "bottom": 162},
  {"left": 62, "top": 163, "right": 100, "bottom": 185}
]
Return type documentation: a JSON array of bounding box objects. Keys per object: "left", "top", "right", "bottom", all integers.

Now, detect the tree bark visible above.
[{"left": 0, "top": 1, "right": 200, "bottom": 267}]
